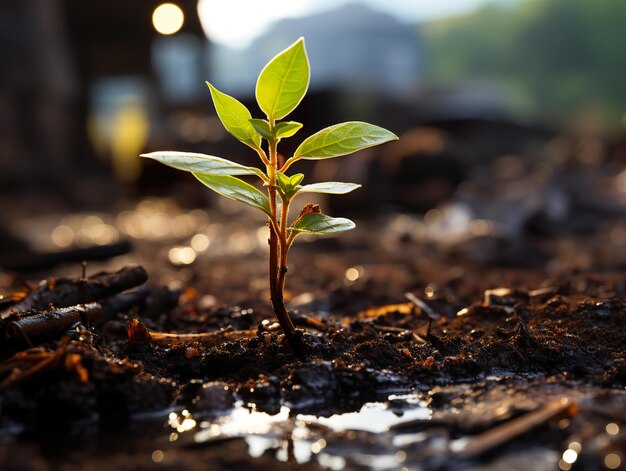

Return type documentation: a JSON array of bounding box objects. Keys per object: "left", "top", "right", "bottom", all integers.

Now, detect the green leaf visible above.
[
  {"left": 255, "top": 38, "right": 310, "bottom": 121},
  {"left": 249, "top": 119, "right": 302, "bottom": 142},
  {"left": 294, "top": 122, "right": 398, "bottom": 160},
  {"left": 193, "top": 173, "right": 271, "bottom": 215},
  {"left": 289, "top": 173, "right": 304, "bottom": 186},
  {"left": 292, "top": 213, "right": 356, "bottom": 234},
  {"left": 276, "top": 171, "right": 293, "bottom": 194},
  {"left": 207, "top": 82, "right": 261, "bottom": 150},
  {"left": 249, "top": 119, "right": 271, "bottom": 140},
  {"left": 274, "top": 121, "right": 303, "bottom": 139},
  {"left": 141, "top": 151, "right": 264, "bottom": 178},
  {"left": 297, "top": 182, "right": 361, "bottom": 195},
  {"left": 276, "top": 171, "right": 302, "bottom": 197}
]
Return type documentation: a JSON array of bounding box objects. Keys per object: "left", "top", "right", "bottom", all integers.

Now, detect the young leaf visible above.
[
  {"left": 291, "top": 213, "right": 356, "bottom": 234},
  {"left": 255, "top": 38, "right": 310, "bottom": 121},
  {"left": 274, "top": 121, "right": 303, "bottom": 139},
  {"left": 193, "top": 173, "right": 271, "bottom": 216},
  {"left": 207, "top": 82, "right": 261, "bottom": 150},
  {"left": 141, "top": 151, "right": 264, "bottom": 178},
  {"left": 297, "top": 182, "right": 361, "bottom": 195},
  {"left": 249, "top": 119, "right": 272, "bottom": 140},
  {"left": 276, "top": 171, "right": 303, "bottom": 197},
  {"left": 289, "top": 173, "right": 304, "bottom": 186},
  {"left": 276, "top": 171, "right": 293, "bottom": 194},
  {"left": 294, "top": 122, "right": 398, "bottom": 160}
]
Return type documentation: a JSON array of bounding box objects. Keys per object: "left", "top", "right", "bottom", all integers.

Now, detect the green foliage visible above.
[
  {"left": 142, "top": 36, "right": 398, "bottom": 241},
  {"left": 297, "top": 182, "right": 361, "bottom": 195},
  {"left": 423, "top": 0, "right": 626, "bottom": 124},
  {"left": 141, "top": 37, "right": 397, "bottom": 344},
  {"left": 291, "top": 213, "right": 356, "bottom": 234},
  {"left": 255, "top": 38, "right": 310, "bottom": 121},
  {"left": 276, "top": 172, "right": 303, "bottom": 198},
  {"left": 249, "top": 119, "right": 303, "bottom": 141},
  {"left": 294, "top": 122, "right": 397, "bottom": 160},
  {"left": 193, "top": 173, "right": 271, "bottom": 215},
  {"left": 274, "top": 121, "right": 303, "bottom": 139},
  {"left": 248, "top": 118, "right": 272, "bottom": 139},
  {"left": 141, "top": 151, "right": 264, "bottom": 178},
  {"left": 206, "top": 83, "right": 261, "bottom": 150}
]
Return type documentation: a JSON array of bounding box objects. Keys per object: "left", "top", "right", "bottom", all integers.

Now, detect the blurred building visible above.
[
  {"left": 210, "top": 3, "right": 423, "bottom": 99},
  {"left": 0, "top": 0, "right": 206, "bottom": 208}
]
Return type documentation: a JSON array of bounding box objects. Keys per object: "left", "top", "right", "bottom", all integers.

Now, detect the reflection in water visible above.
[
  {"left": 157, "top": 383, "right": 621, "bottom": 470},
  {"left": 299, "top": 400, "right": 430, "bottom": 433},
  {"left": 182, "top": 396, "right": 430, "bottom": 469}
]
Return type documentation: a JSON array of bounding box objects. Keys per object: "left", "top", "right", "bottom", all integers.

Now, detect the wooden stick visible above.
[
  {"left": 1, "top": 266, "right": 147, "bottom": 320},
  {"left": 453, "top": 397, "right": 578, "bottom": 458},
  {"left": 5, "top": 303, "right": 102, "bottom": 347},
  {"left": 127, "top": 319, "right": 256, "bottom": 348}
]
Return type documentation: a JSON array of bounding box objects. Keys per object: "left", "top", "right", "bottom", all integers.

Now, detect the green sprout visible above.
[{"left": 142, "top": 38, "right": 397, "bottom": 354}]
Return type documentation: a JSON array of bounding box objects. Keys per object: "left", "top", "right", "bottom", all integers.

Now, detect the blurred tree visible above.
[{"left": 423, "top": 0, "right": 626, "bottom": 127}]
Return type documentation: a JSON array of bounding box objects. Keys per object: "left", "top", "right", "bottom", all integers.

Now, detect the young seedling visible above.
[{"left": 142, "top": 38, "right": 397, "bottom": 355}]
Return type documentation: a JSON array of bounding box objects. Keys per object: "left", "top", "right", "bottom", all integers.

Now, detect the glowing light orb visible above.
[{"left": 153, "top": 3, "right": 184, "bottom": 35}]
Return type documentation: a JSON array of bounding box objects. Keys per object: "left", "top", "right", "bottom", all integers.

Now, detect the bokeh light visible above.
[{"left": 153, "top": 3, "right": 184, "bottom": 35}]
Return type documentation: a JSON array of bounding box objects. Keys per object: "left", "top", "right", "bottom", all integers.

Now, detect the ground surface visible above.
[{"left": 0, "top": 207, "right": 625, "bottom": 470}]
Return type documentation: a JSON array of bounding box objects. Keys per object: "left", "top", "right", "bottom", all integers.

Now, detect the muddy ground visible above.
[{"left": 0, "top": 207, "right": 624, "bottom": 470}]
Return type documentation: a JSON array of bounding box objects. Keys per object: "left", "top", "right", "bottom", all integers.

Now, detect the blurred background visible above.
[{"left": 1, "top": 0, "right": 625, "bottom": 276}]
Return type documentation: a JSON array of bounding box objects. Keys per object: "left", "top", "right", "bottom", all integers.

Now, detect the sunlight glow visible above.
[
  {"left": 197, "top": 0, "right": 311, "bottom": 48},
  {"left": 153, "top": 3, "right": 185, "bottom": 35},
  {"left": 197, "top": 0, "right": 496, "bottom": 48}
]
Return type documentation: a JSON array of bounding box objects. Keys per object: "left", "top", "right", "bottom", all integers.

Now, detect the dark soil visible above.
[{"left": 0, "top": 227, "right": 624, "bottom": 470}]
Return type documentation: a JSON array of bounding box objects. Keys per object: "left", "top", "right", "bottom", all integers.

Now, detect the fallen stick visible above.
[
  {"left": 452, "top": 397, "right": 578, "bottom": 459},
  {"left": 1, "top": 266, "right": 148, "bottom": 320},
  {"left": 100, "top": 285, "right": 180, "bottom": 324},
  {"left": 127, "top": 319, "right": 256, "bottom": 348},
  {"left": 291, "top": 313, "right": 327, "bottom": 331},
  {"left": 5, "top": 303, "right": 102, "bottom": 348}
]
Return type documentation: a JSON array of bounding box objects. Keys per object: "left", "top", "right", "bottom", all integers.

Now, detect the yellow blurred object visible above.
[{"left": 110, "top": 103, "right": 149, "bottom": 182}]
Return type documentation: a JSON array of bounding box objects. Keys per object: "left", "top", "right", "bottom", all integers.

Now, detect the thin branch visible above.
[
  {"left": 279, "top": 156, "right": 299, "bottom": 173},
  {"left": 127, "top": 319, "right": 256, "bottom": 348}
]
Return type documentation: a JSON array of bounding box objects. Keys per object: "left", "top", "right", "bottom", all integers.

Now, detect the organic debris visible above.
[{"left": 0, "top": 262, "right": 623, "bottom": 470}]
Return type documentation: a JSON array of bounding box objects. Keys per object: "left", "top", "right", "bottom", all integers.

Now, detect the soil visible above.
[{"left": 0, "top": 213, "right": 624, "bottom": 470}]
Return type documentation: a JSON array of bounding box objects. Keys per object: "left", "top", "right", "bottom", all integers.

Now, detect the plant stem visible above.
[
  {"left": 267, "top": 134, "right": 301, "bottom": 356},
  {"left": 276, "top": 194, "right": 290, "bottom": 320}
]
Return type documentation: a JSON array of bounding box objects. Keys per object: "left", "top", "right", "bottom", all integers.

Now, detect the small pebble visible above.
[{"left": 185, "top": 347, "right": 200, "bottom": 359}]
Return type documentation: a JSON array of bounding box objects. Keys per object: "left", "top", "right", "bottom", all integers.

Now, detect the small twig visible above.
[
  {"left": 355, "top": 303, "right": 414, "bottom": 320},
  {"left": 149, "top": 329, "right": 257, "bottom": 347},
  {"left": 127, "top": 319, "right": 256, "bottom": 348},
  {"left": 1, "top": 266, "right": 148, "bottom": 320},
  {"left": 452, "top": 397, "right": 577, "bottom": 459},
  {"left": 291, "top": 313, "right": 327, "bottom": 331},
  {"left": 0, "top": 347, "right": 65, "bottom": 391},
  {"left": 5, "top": 303, "right": 102, "bottom": 348},
  {"left": 405, "top": 292, "right": 440, "bottom": 337},
  {"left": 405, "top": 292, "right": 440, "bottom": 320}
]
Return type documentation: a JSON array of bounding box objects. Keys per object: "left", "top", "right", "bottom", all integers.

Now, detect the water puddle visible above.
[
  {"left": 150, "top": 380, "right": 626, "bottom": 470},
  {"left": 163, "top": 393, "right": 432, "bottom": 470}
]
